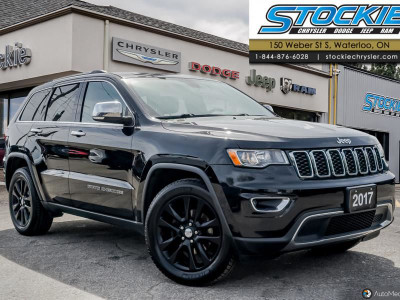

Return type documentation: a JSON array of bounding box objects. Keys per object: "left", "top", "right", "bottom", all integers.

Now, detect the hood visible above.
[{"left": 161, "top": 116, "right": 377, "bottom": 149}]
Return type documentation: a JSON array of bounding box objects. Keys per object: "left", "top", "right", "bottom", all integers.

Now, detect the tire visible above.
[
  {"left": 310, "top": 238, "right": 361, "bottom": 255},
  {"left": 9, "top": 167, "right": 53, "bottom": 236},
  {"left": 145, "top": 179, "right": 235, "bottom": 286}
]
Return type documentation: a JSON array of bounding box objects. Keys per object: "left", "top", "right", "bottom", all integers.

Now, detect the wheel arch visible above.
[
  {"left": 5, "top": 152, "right": 45, "bottom": 202},
  {"left": 141, "top": 163, "right": 233, "bottom": 240}
]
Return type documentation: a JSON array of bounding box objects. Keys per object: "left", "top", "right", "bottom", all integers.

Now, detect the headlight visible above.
[{"left": 227, "top": 149, "right": 289, "bottom": 168}]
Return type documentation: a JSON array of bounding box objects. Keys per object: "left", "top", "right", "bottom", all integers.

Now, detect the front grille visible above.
[
  {"left": 291, "top": 151, "right": 313, "bottom": 178},
  {"left": 325, "top": 210, "right": 375, "bottom": 236},
  {"left": 290, "top": 146, "right": 385, "bottom": 179}
]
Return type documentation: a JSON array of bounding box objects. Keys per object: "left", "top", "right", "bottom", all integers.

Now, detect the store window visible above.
[
  {"left": 0, "top": 94, "right": 7, "bottom": 135},
  {"left": 271, "top": 106, "right": 319, "bottom": 122},
  {"left": 0, "top": 88, "right": 32, "bottom": 134}
]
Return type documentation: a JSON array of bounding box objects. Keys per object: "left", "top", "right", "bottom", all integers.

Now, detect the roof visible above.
[
  {"left": 29, "top": 71, "right": 224, "bottom": 95},
  {"left": 342, "top": 64, "right": 400, "bottom": 84},
  {"left": 1, "top": 0, "right": 248, "bottom": 53}
]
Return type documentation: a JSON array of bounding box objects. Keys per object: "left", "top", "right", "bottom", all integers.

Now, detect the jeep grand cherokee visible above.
[{"left": 3, "top": 71, "right": 396, "bottom": 285}]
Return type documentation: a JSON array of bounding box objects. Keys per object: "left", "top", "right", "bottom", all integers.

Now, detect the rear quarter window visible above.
[{"left": 20, "top": 89, "right": 52, "bottom": 121}]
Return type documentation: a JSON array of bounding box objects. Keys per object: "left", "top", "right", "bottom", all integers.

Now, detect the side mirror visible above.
[
  {"left": 262, "top": 104, "right": 274, "bottom": 112},
  {"left": 92, "top": 101, "right": 133, "bottom": 126}
]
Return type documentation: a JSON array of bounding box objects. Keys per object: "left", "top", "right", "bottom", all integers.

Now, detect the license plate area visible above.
[{"left": 346, "top": 185, "right": 377, "bottom": 213}]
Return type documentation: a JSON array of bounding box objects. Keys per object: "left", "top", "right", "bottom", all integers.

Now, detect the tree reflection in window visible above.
[{"left": 46, "top": 84, "right": 80, "bottom": 122}]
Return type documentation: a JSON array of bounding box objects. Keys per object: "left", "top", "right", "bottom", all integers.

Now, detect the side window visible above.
[
  {"left": 81, "top": 81, "right": 131, "bottom": 123},
  {"left": 45, "top": 83, "right": 80, "bottom": 122},
  {"left": 20, "top": 89, "right": 52, "bottom": 121}
]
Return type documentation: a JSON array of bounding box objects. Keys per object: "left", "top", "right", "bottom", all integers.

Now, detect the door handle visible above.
[
  {"left": 30, "top": 128, "right": 42, "bottom": 134},
  {"left": 71, "top": 130, "right": 86, "bottom": 137}
]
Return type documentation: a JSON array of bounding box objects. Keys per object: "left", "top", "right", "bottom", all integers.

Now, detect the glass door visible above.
[{"left": 0, "top": 88, "right": 32, "bottom": 135}]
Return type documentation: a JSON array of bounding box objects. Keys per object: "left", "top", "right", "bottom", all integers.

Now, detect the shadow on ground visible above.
[{"left": 0, "top": 219, "right": 399, "bottom": 300}]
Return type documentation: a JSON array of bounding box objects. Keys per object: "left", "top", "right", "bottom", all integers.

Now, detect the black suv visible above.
[{"left": 4, "top": 71, "right": 396, "bottom": 285}]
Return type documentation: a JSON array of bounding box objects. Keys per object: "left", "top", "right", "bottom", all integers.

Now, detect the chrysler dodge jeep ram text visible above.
[{"left": 4, "top": 71, "right": 396, "bottom": 285}]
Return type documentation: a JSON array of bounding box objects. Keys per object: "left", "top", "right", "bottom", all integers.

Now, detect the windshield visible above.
[{"left": 124, "top": 78, "right": 276, "bottom": 119}]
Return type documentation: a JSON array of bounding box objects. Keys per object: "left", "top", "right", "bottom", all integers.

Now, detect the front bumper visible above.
[
  {"left": 209, "top": 165, "right": 396, "bottom": 254},
  {"left": 233, "top": 202, "right": 393, "bottom": 255}
]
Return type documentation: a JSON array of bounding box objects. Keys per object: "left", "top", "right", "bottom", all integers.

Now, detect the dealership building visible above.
[
  {"left": 330, "top": 65, "right": 400, "bottom": 183},
  {"left": 0, "top": 0, "right": 399, "bottom": 181},
  {"left": 0, "top": 0, "right": 329, "bottom": 129}
]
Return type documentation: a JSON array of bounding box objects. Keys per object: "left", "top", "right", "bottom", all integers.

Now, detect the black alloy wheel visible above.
[
  {"left": 11, "top": 177, "right": 32, "bottom": 228},
  {"left": 9, "top": 167, "right": 53, "bottom": 235},
  {"left": 145, "top": 179, "right": 235, "bottom": 285},
  {"left": 156, "top": 194, "right": 222, "bottom": 272}
]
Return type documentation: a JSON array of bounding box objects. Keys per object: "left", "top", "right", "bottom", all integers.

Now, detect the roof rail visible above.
[
  {"left": 51, "top": 70, "right": 108, "bottom": 82},
  {"left": 90, "top": 70, "right": 107, "bottom": 74}
]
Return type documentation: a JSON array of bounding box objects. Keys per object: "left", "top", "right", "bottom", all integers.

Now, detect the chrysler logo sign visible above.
[
  {"left": 112, "top": 37, "right": 181, "bottom": 72},
  {"left": 117, "top": 50, "right": 179, "bottom": 66},
  {"left": 0, "top": 42, "right": 32, "bottom": 70}
]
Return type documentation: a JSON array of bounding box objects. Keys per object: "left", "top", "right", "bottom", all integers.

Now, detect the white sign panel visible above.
[{"left": 250, "top": 0, "right": 400, "bottom": 40}]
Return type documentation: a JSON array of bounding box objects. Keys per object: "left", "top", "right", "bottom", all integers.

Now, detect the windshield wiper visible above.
[
  {"left": 157, "top": 114, "right": 196, "bottom": 119},
  {"left": 230, "top": 114, "right": 271, "bottom": 117},
  {"left": 158, "top": 114, "right": 225, "bottom": 119}
]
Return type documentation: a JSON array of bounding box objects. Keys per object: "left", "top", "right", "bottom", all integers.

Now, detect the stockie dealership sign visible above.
[
  {"left": 112, "top": 37, "right": 181, "bottom": 72},
  {"left": 0, "top": 42, "right": 32, "bottom": 70}
]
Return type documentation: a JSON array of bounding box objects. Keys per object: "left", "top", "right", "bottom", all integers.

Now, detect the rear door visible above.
[
  {"left": 32, "top": 83, "right": 82, "bottom": 203},
  {"left": 68, "top": 80, "right": 135, "bottom": 219},
  {"left": 18, "top": 88, "right": 60, "bottom": 201}
]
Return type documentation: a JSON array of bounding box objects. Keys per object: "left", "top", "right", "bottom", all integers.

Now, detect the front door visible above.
[{"left": 68, "top": 81, "right": 135, "bottom": 219}]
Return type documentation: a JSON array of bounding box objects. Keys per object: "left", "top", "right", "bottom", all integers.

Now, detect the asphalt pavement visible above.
[{"left": 0, "top": 181, "right": 399, "bottom": 300}]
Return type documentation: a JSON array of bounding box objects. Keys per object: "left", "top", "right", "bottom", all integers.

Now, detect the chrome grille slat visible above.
[
  {"left": 354, "top": 148, "right": 368, "bottom": 174},
  {"left": 326, "top": 149, "right": 345, "bottom": 177},
  {"left": 290, "top": 146, "right": 385, "bottom": 179},
  {"left": 373, "top": 146, "right": 384, "bottom": 171},
  {"left": 290, "top": 151, "right": 314, "bottom": 178},
  {"left": 342, "top": 148, "right": 358, "bottom": 176},
  {"left": 309, "top": 150, "right": 330, "bottom": 178},
  {"left": 365, "top": 147, "right": 378, "bottom": 173}
]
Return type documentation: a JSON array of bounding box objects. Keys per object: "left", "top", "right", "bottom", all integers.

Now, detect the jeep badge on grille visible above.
[{"left": 337, "top": 138, "right": 352, "bottom": 144}]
